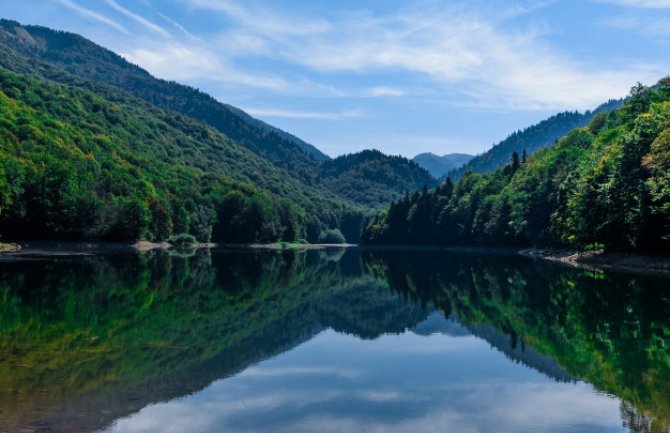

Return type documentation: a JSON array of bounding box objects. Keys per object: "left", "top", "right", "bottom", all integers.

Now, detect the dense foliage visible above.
[
  {"left": 412, "top": 152, "right": 473, "bottom": 178},
  {"left": 447, "top": 100, "right": 622, "bottom": 181},
  {"left": 318, "top": 149, "right": 437, "bottom": 207},
  {"left": 0, "top": 68, "right": 367, "bottom": 242},
  {"left": 0, "top": 20, "right": 434, "bottom": 237},
  {"left": 364, "top": 79, "right": 670, "bottom": 252},
  {"left": 0, "top": 19, "right": 329, "bottom": 179}
]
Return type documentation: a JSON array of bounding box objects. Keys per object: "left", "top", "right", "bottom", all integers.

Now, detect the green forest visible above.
[
  {"left": 364, "top": 78, "right": 670, "bottom": 252},
  {"left": 0, "top": 21, "right": 445, "bottom": 244},
  {"left": 0, "top": 68, "right": 352, "bottom": 243}
]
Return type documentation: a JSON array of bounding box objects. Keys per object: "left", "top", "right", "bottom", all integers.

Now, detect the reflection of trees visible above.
[
  {"left": 364, "top": 250, "right": 670, "bottom": 433},
  {"left": 0, "top": 248, "right": 425, "bottom": 432},
  {"left": 622, "top": 401, "right": 670, "bottom": 433}
]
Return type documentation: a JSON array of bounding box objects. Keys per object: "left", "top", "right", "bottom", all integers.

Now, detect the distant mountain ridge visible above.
[
  {"left": 318, "top": 150, "right": 437, "bottom": 207},
  {"left": 446, "top": 100, "right": 623, "bottom": 180},
  {"left": 412, "top": 153, "right": 473, "bottom": 178}
]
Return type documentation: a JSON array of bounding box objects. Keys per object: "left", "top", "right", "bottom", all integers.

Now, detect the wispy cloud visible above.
[
  {"left": 54, "top": 0, "right": 129, "bottom": 35},
  {"left": 596, "top": 0, "right": 670, "bottom": 8},
  {"left": 185, "top": 0, "right": 665, "bottom": 110},
  {"left": 600, "top": 14, "right": 670, "bottom": 39},
  {"left": 121, "top": 42, "right": 292, "bottom": 91},
  {"left": 155, "top": 11, "right": 201, "bottom": 41},
  {"left": 365, "top": 87, "right": 407, "bottom": 97},
  {"left": 186, "top": 0, "right": 330, "bottom": 36},
  {"left": 105, "top": 0, "right": 170, "bottom": 38},
  {"left": 243, "top": 108, "right": 363, "bottom": 120}
]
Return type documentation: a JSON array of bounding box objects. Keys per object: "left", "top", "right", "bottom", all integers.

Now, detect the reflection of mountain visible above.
[
  {"left": 0, "top": 248, "right": 426, "bottom": 433},
  {"left": 1, "top": 248, "right": 669, "bottom": 433},
  {"left": 467, "top": 324, "right": 573, "bottom": 383},
  {"left": 412, "top": 312, "right": 470, "bottom": 337},
  {"left": 365, "top": 250, "right": 670, "bottom": 431},
  {"left": 412, "top": 312, "right": 573, "bottom": 383}
]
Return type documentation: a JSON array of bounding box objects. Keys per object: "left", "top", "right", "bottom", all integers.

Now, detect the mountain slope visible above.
[
  {"left": 0, "top": 20, "right": 431, "bottom": 213},
  {"left": 318, "top": 150, "right": 437, "bottom": 208},
  {"left": 0, "top": 63, "right": 362, "bottom": 242},
  {"left": 412, "top": 153, "right": 473, "bottom": 178},
  {"left": 447, "top": 100, "right": 623, "bottom": 180},
  {"left": 0, "top": 19, "right": 328, "bottom": 180},
  {"left": 363, "top": 78, "right": 670, "bottom": 252}
]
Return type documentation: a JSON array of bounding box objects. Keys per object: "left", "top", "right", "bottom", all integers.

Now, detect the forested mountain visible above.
[
  {"left": 363, "top": 78, "right": 670, "bottom": 252},
  {"left": 412, "top": 152, "right": 473, "bottom": 177},
  {"left": 0, "top": 20, "right": 327, "bottom": 180},
  {"left": 0, "top": 20, "right": 432, "bottom": 218},
  {"left": 447, "top": 100, "right": 623, "bottom": 180},
  {"left": 317, "top": 150, "right": 437, "bottom": 208},
  {"left": 0, "top": 61, "right": 365, "bottom": 243}
]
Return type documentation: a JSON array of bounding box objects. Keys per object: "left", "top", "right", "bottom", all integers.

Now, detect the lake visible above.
[{"left": 0, "top": 247, "right": 668, "bottom": 433}]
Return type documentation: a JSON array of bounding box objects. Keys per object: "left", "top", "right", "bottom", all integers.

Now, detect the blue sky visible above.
[{"left": 1, "top": 0, "right": 669, "bottom": 157}]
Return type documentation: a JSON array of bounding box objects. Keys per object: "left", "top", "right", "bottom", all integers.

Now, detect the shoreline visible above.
[
  {"left": 519, "top": 247, "right": 670, "bottom": 275},
  {"left": 1, "top": 241, "right": 669, "bottom": 275}
]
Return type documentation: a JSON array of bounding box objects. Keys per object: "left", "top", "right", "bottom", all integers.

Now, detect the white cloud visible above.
[
  {"left": 155, "top": 12, "right": 201, "bottom": 41},
  {"left": 182, "top": 0, "right": 666, "bottom": 110},
  {"left": 597, "top": 0, "right": 670, "bottom": 7},
  {"left": 243, "top": 108, "right": 363, "bottom": 120},
  {"left": 186, "top": 0, "right": 331, "bottom": 36},
  {"left": 59, "top": 0, "right": 667, "bottom": 111},
  {"left": 365, "top": 87, "right": 407, "bottom": 97},
  {"left": 121, "top": 42, "right": 296, "bottom": 91},
  {"left": 600, "top": 14, "right": 670, "bottom": 39},
  {"left": 54, "top": 0, "right": 129, "bottom": 35},
  {"left": 105, "top": 0, "right": 170, "bottom": 38}
]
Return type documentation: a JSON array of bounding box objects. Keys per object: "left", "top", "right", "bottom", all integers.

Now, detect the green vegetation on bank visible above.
[{"left": 363, "top": 78, "right": 670, "bottom": 252}]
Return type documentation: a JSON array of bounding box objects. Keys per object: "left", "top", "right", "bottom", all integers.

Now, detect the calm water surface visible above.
[{"left": 0, "top": 247, "right": 668, "bottom": 433}]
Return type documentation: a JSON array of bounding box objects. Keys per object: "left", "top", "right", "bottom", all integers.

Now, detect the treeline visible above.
[
  {"left": 363, "top": 78, "right": 670, "bottom": 252},
  {"left": 0, "top": 69, "right": 364, "bottom": 243}
]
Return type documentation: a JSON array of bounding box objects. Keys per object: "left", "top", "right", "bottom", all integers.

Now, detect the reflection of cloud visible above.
[
  {"left": 103, "top": 331, "right": 623, "bottom": 433},
  {"left": 238, "top": 366, "right": 362, "bottom": 379}
]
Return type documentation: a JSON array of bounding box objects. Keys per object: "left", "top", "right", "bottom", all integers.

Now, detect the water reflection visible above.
[{"left": 0, "top": 247, "right": 667, "bottom": 432}]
